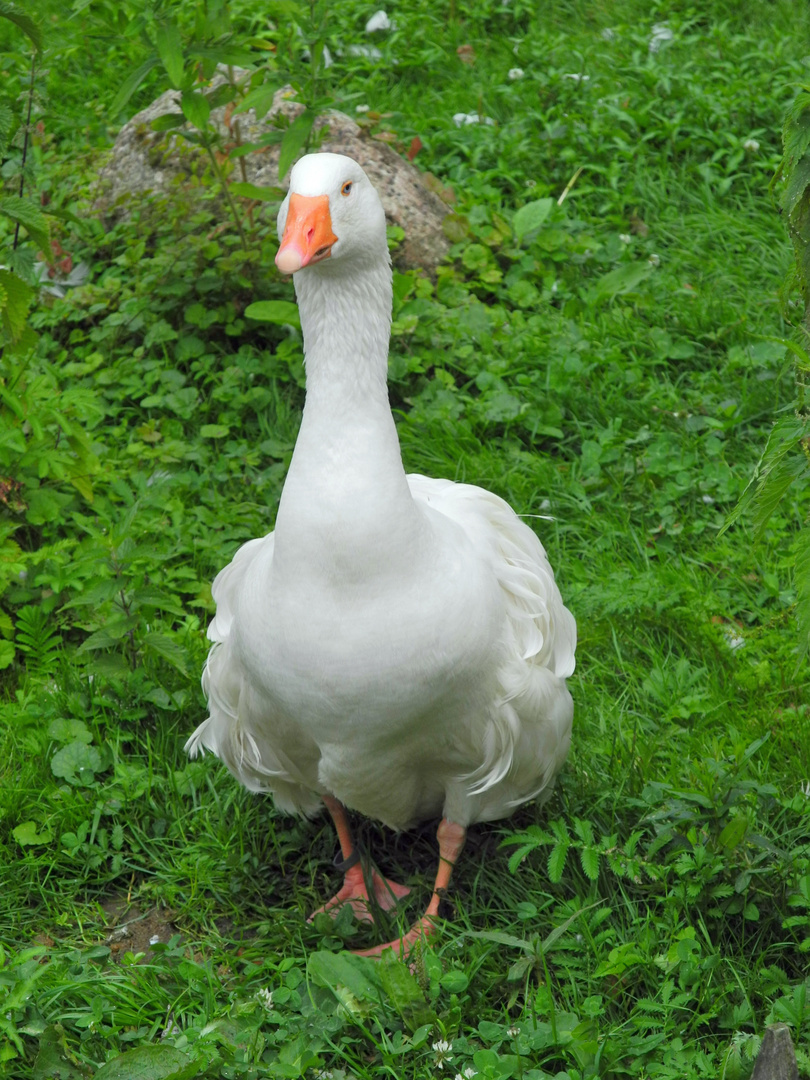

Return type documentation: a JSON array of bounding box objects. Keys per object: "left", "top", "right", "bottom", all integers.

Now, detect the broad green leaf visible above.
[
  {"left": 151, "top": 113, "right": 186, "bottom": 132},
  {"left": 794, "top": 524, "right": 810, "bottom": 660},
  {"left": 594, "top": 262, "right": 651, "bottom": 302},
  {"left": 229, "top": 181, "right": 283, "bottom": 202},
  {"left": 783, "top": 156, "right": 810, "bottom": 218},
  {"left": 143, "top": 632, "right": 190, "bottom": 676},
  {"left": 439, "top": 969, "right": 469, "bottom": 992},
  {"left": 378, "top": 950, "right": 435, "bottom": 1031},
  {"left": 180, "top": 90, "right": 211, "bottom": 130},
  {"left": 155, "top": 20, "right": 184, "bottom": 88},
  {"left": 234, "top": 82, "right": 279, "bottom": 120},
  {"left": 307, "top": 950, "right": 382, "bottom": 1003},
  {"left": 245, "top": 300, "right": 300, "bottom": 328},
  {"left": 0, "top": 639, "right": 13, "bottom": 669},
  {"left": 78, "top": 616, "right": 139, "bottom": 651},
  {"left": 94, "top": 1045, "right": 199, "bottom": 1080},
  {"left": 718, "top": 816, "right": 748, "bottom": 850},
  {"left": 0, "top": 1, "right": 43, "bottom": 51},
  {"left": 51, "top": 741, "right": 101, "bottom": 785},
  {"left": 752, "top": 453, "right": 807, "bottom": 542},
  {"left": 278, "top": 110, "right": 316, "bottom": 181},
  {"left": 0, "top": 267, "right": 34, "bottom": 342},
  {"left": 513, "top": 197, "right": 553, "bottom": 243},
  {"left": 47, "top": 718, "right": 92, "bottom": 744},
  {"left": 109, "top": 56, "right": 161, "bottom": 116},
  {"left": 781, "top": 90, "right": 810, "bottom": 175},
  {"left": 70, "top": 472, "right": 95, "bottom": 502},
  {"left": 199, "top": 424, "right": 230, "bottom": 438},
  {"left": 129, "top": 588, "right": 185, "bottom": 615},
  {"left": 33, "top": 1025, "right": 86, "bottom": 1080},
  {"left": 721, "top": 415, "right": 808, "bottom": 535},
  {"left": 12, "top": 821, "right": 53, "bottom": 846}
]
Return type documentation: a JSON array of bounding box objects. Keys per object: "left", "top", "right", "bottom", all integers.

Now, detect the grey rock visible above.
[
  {"left": 96, "top": 80, "right": 450, "bottom": 271},
  {"left": 751, "top": 1024, "right": 799, "bottom": 1080}
]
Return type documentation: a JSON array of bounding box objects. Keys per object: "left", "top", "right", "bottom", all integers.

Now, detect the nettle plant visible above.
[
  {"left": 723, "top": 86, "right": 810, "bottom": 658},
  {"left": 106, "top": 0, "right": 346, "bottom": 247}
]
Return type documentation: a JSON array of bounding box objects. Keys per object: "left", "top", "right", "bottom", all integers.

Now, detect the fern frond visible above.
[
  {"left": 15, "top": 604, "right": 61, "bottom": 676},
  {"left": 794, "top": 525, "right": 810, "bottom": 660}
]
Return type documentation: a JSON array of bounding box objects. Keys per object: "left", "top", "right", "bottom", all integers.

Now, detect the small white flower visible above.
[
  {"left": 346, "top": 44, "right": 382, "bottom": 60},
  {"left": 508, "top": 67, "right": 524, "bottom": 80},
  {"left": 161, "top": 1017, "right": 181, "bottom": 1039},
  {"left": 800, "top": 779, "right": 810, "bottom": 798},
  {"left": 453, "top": 112, "right": 495, "bottom": 127},
  {"left": 601, "top": 27, "right": 616, "bottom": 41},
  {"left": 743, "top": 138, "right": 760, "bottom": 153},
  {"left": 649, "top": 23, "right": 674, "bottom": 53},
  {"left": 149, "top": 934, "right": 160, "bottom": 946},
  {"left": 701, "top": 494, "right": 715, "bottom": 505},
  {"left": 563, "top": 73, "right": 589, "bottom": 82},
  {"left": 722, "top": 626, "right": 745, "bottom": 651},
  {"left": 648, "top": 253, "right": 661, "bottom": 267},
  {"left": 365, "top": 9, "right": 391, "bottom": 32},
  {"left": 257, "top": 987, "right": 274, "bottom": 1010},
  {"left": 355, "top": 104, "right": 370, "bottom": 113},
  {"left": 508, "top": 1025, "right": 520, "bottom": 1037},
  {"left": 619, "top": 233, "right": 632, "bottom": 243},
  {"left": 433, "top": 1039, "right": 453, "bottom": 1068},
  {"left": 454, "top": 1069, "right": 477, "bottom": 1080}
]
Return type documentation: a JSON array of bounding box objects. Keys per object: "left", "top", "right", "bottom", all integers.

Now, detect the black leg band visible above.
[{"left": 333, "top": 847, "right": 362, "bottom": 873}]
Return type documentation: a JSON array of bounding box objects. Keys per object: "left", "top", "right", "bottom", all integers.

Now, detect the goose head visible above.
[{"left": 275, "top": 153, "right": 388, "bottom": 276}]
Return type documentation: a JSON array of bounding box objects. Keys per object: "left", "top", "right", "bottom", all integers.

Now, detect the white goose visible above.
[{"left": 186, "top": 153, "right": 576, "bottom": 955}]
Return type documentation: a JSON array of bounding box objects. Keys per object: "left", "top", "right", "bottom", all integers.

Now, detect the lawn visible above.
[{"left": 1, "top": 0, "right": 809, "bottom": 1077}]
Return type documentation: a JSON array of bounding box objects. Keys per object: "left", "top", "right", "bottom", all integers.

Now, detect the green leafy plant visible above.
[
  {"left": 0, "top": 2, "right": 50, "bottom": 357},
  {"left": 723, "top": 88, "right": 810, "bottom": 657}
]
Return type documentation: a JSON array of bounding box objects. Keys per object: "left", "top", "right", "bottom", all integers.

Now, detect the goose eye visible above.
[{"left": 341, "top": 181, "right": 353, "bottom": 196}]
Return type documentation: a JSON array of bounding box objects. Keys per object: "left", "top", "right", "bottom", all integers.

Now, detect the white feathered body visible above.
[{"left": 186, "top": 153, "right": 575, "bottom": 834}]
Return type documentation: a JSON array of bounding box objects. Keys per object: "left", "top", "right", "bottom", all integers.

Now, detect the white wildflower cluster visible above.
[
  {"left": 257, "top": 987, "right": 274, "bottom": 1011},
  {"left": 433, "top": 1039, "right": 453, "bottom": 1068},
  {"left": 722, "top": 626, "right": 745, "bottom": 651},
  {"left": 454, "top": 1068, "right": 477, "bottom": 1080},
  {"left": 619, "top": 233, "right": 632, "bottom": 244},
  {"left": 648, "top": 253, "right": 661, "bottom": 268},
  {"left": 562, "top": 73, "right": 589, "bottom": 83},
  {"left": 743, "top": 138, "right": 760, "bottom": 153},
  {"left": 453, "top": 113, "right": 496, "bottom": 127},
  {"left": 365, "top": 9, "right": 392, "bottom": 31},
  {"left": 508, "top": 67, "right": 524, "bottom": 80},
  {"left": 649, "top": 22, "right": 674, "bottom": 53}
]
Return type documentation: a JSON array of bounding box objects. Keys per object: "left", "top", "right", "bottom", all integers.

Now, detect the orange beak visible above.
[{"left": 275, "top": 193, "right": 338, "bottom": 274}]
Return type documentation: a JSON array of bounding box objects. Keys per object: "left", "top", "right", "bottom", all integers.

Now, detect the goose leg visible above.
[
  {"left": 354, "top": 818, "right": 467, "bottom": 957},
  {"left": 309, "top": 795, "right": 410, "bottom": 924}
]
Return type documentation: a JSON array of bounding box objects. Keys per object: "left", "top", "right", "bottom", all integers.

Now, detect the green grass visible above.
[{"left": 1, "top": 0, "right": 810, "bottom": 1077}]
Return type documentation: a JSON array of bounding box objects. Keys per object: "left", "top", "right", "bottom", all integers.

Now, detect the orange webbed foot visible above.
[{"left": 309, "top": 862, "right": 410, "bottom": 925}]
